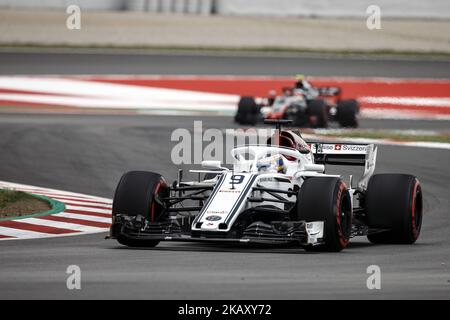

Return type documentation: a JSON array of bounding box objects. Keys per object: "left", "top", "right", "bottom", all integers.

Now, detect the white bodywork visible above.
[{"left": 190, "top": 140, "right": 377, "bottom": 239}]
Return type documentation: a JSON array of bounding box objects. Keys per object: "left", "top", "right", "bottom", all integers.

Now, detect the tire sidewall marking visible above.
[
  {"left": 335, "top": 181, "right": 350, "bottom": 248},
  {"left": 410, "top": 180, "right": 421, "bottom": 240},
  {"left": 150, "top": 179, "right": 167, "bottom": 223}
]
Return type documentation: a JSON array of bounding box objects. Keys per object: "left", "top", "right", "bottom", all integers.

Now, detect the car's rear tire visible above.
[
  {"left": 112, "top": 171, "right": 169, "bottom": 248},
  {"left": 297, "top": 177, "right": 352, "bottom": 252},
  {"left": 336, "top": 99, "right": 359, "bottom": 128},
  {"left": 234, "top": 96, "right": 259, "bottom": 125},
  {"left": 307, "top": 99, "right": 328, "bottom": 128},
  {"left": 366, "top": 174, "right": 423, "bottom": 244}
]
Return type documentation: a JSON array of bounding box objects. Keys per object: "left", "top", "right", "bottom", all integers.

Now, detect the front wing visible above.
[{"left": 110, "top": 215, "right": 325, "bottom": 246}]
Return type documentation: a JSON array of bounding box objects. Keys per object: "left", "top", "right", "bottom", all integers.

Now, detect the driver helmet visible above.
[
  {"left": 256, "top": 154, "right": 286, "bottom": 174},
  {"left": 295, "top": 74, "right": 306, "bottom": 89},
  {"left": 267, "top": 89, "right": 277, "bottom": 106}
]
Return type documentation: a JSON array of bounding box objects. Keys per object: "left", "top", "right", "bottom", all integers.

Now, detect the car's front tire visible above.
[
  {"left": 297, "top": 177, "right": 352, "bottom": 252},
  {"left": 365, "top": 174, "right": 423, "bottom": 244},
  {"left": 235, "top": 96, "right": 259, "bottom": 125},
  {"left": 112, "top": 171, "right": 169, "bottom": 248},
  {"left": 336, "top": 99, "right": 359, "bottom": 128}
]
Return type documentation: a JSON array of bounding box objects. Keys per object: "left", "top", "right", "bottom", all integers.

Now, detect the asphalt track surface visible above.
[
  {"left": 1, "top": 51, "right": 450, "bottom": 78},
  {"left": 0, "top": 113, "right": 449, "bottom": 299},
  {"left": 0, "top": 52, "right": 449, "bottom": 299}
]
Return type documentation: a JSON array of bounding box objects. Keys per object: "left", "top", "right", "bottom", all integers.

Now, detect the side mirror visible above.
[
  {"left": 304, "top": 164, "right": 325, "bottom": 173},
  {"left": 201, "top": 160, "right": 223, "bottom": 170}
]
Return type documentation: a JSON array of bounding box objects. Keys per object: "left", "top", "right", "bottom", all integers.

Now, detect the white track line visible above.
[
  {"left": 0, "top": 226, "right": 50, "bottom": 239},
  {"left": 0, "top": 76, "right": 237, "bottom": 101},
  {"left": 0, "top": 76, "right": 239, "bottom": 110},
  {"left": 35, "top": 194, "right": 112, "bottom": 204},
  {"left": 360, "top": 96, "right": 450, "bottom": 108},
  {"left": 55, "top": 212, "right": 111, "bottom": 223},
  {"left": 65, "top": 205, "right": 111, "bottom": 214},
  {"left": 361, "top": 109, "right": 450, "bottom": 120},
  {"left": 0, "top": 93, "right": 237, "bottom": 111}
]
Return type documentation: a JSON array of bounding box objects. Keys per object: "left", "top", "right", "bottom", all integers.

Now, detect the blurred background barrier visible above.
[
  {"left": 214, "top": 0, "right": 450, "bottom": 19},
  {"left": 0, "top": 0, "right": 449, "bottom": 19},
  {"left": 0, "top": 0, "right": 125, "bottom": 11}
]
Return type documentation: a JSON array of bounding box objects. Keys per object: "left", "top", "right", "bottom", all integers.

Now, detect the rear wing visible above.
[
  {"left": 307, "top": 142, "right": 378, "bottom": 190},
  {"left": 309, "top": 142, "right": 371, "bottom": 166},
  {"left": 317, "top": 87, "right": 341, "bottom": 98}
]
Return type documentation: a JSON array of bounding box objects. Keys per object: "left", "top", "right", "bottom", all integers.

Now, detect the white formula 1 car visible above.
[{"left": 109, "top": 120, "right": 423, "bottom": 252}]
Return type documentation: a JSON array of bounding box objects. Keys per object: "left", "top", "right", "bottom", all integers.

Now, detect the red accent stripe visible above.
[
  {"left": 91, "top": 77, "right": 450, "bottom": 98},
  {"left": 2, "top": 76, "right": 449, "bottom": 116},
  {"left": 0, "top": 220, "right": 79, "bottom": 234},
  {"left": 63, "top": 203, "right": 112, "bottom": 210},
  {"left": 64, "top": 209, "right": 111, "bottom": 218},
  {"left": 0, "top": 235, "right": 14, "bottom": 239},
  {"left": 38, "top": 215, "right": 111, "bottom": 228}
]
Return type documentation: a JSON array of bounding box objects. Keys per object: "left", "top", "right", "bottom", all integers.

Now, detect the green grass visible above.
[
  {"left": 0, "top": 189, "right": 51, "bottom": 218},
  {"left": 0, "top": 189, "right": 31, "bottom": 208}
]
